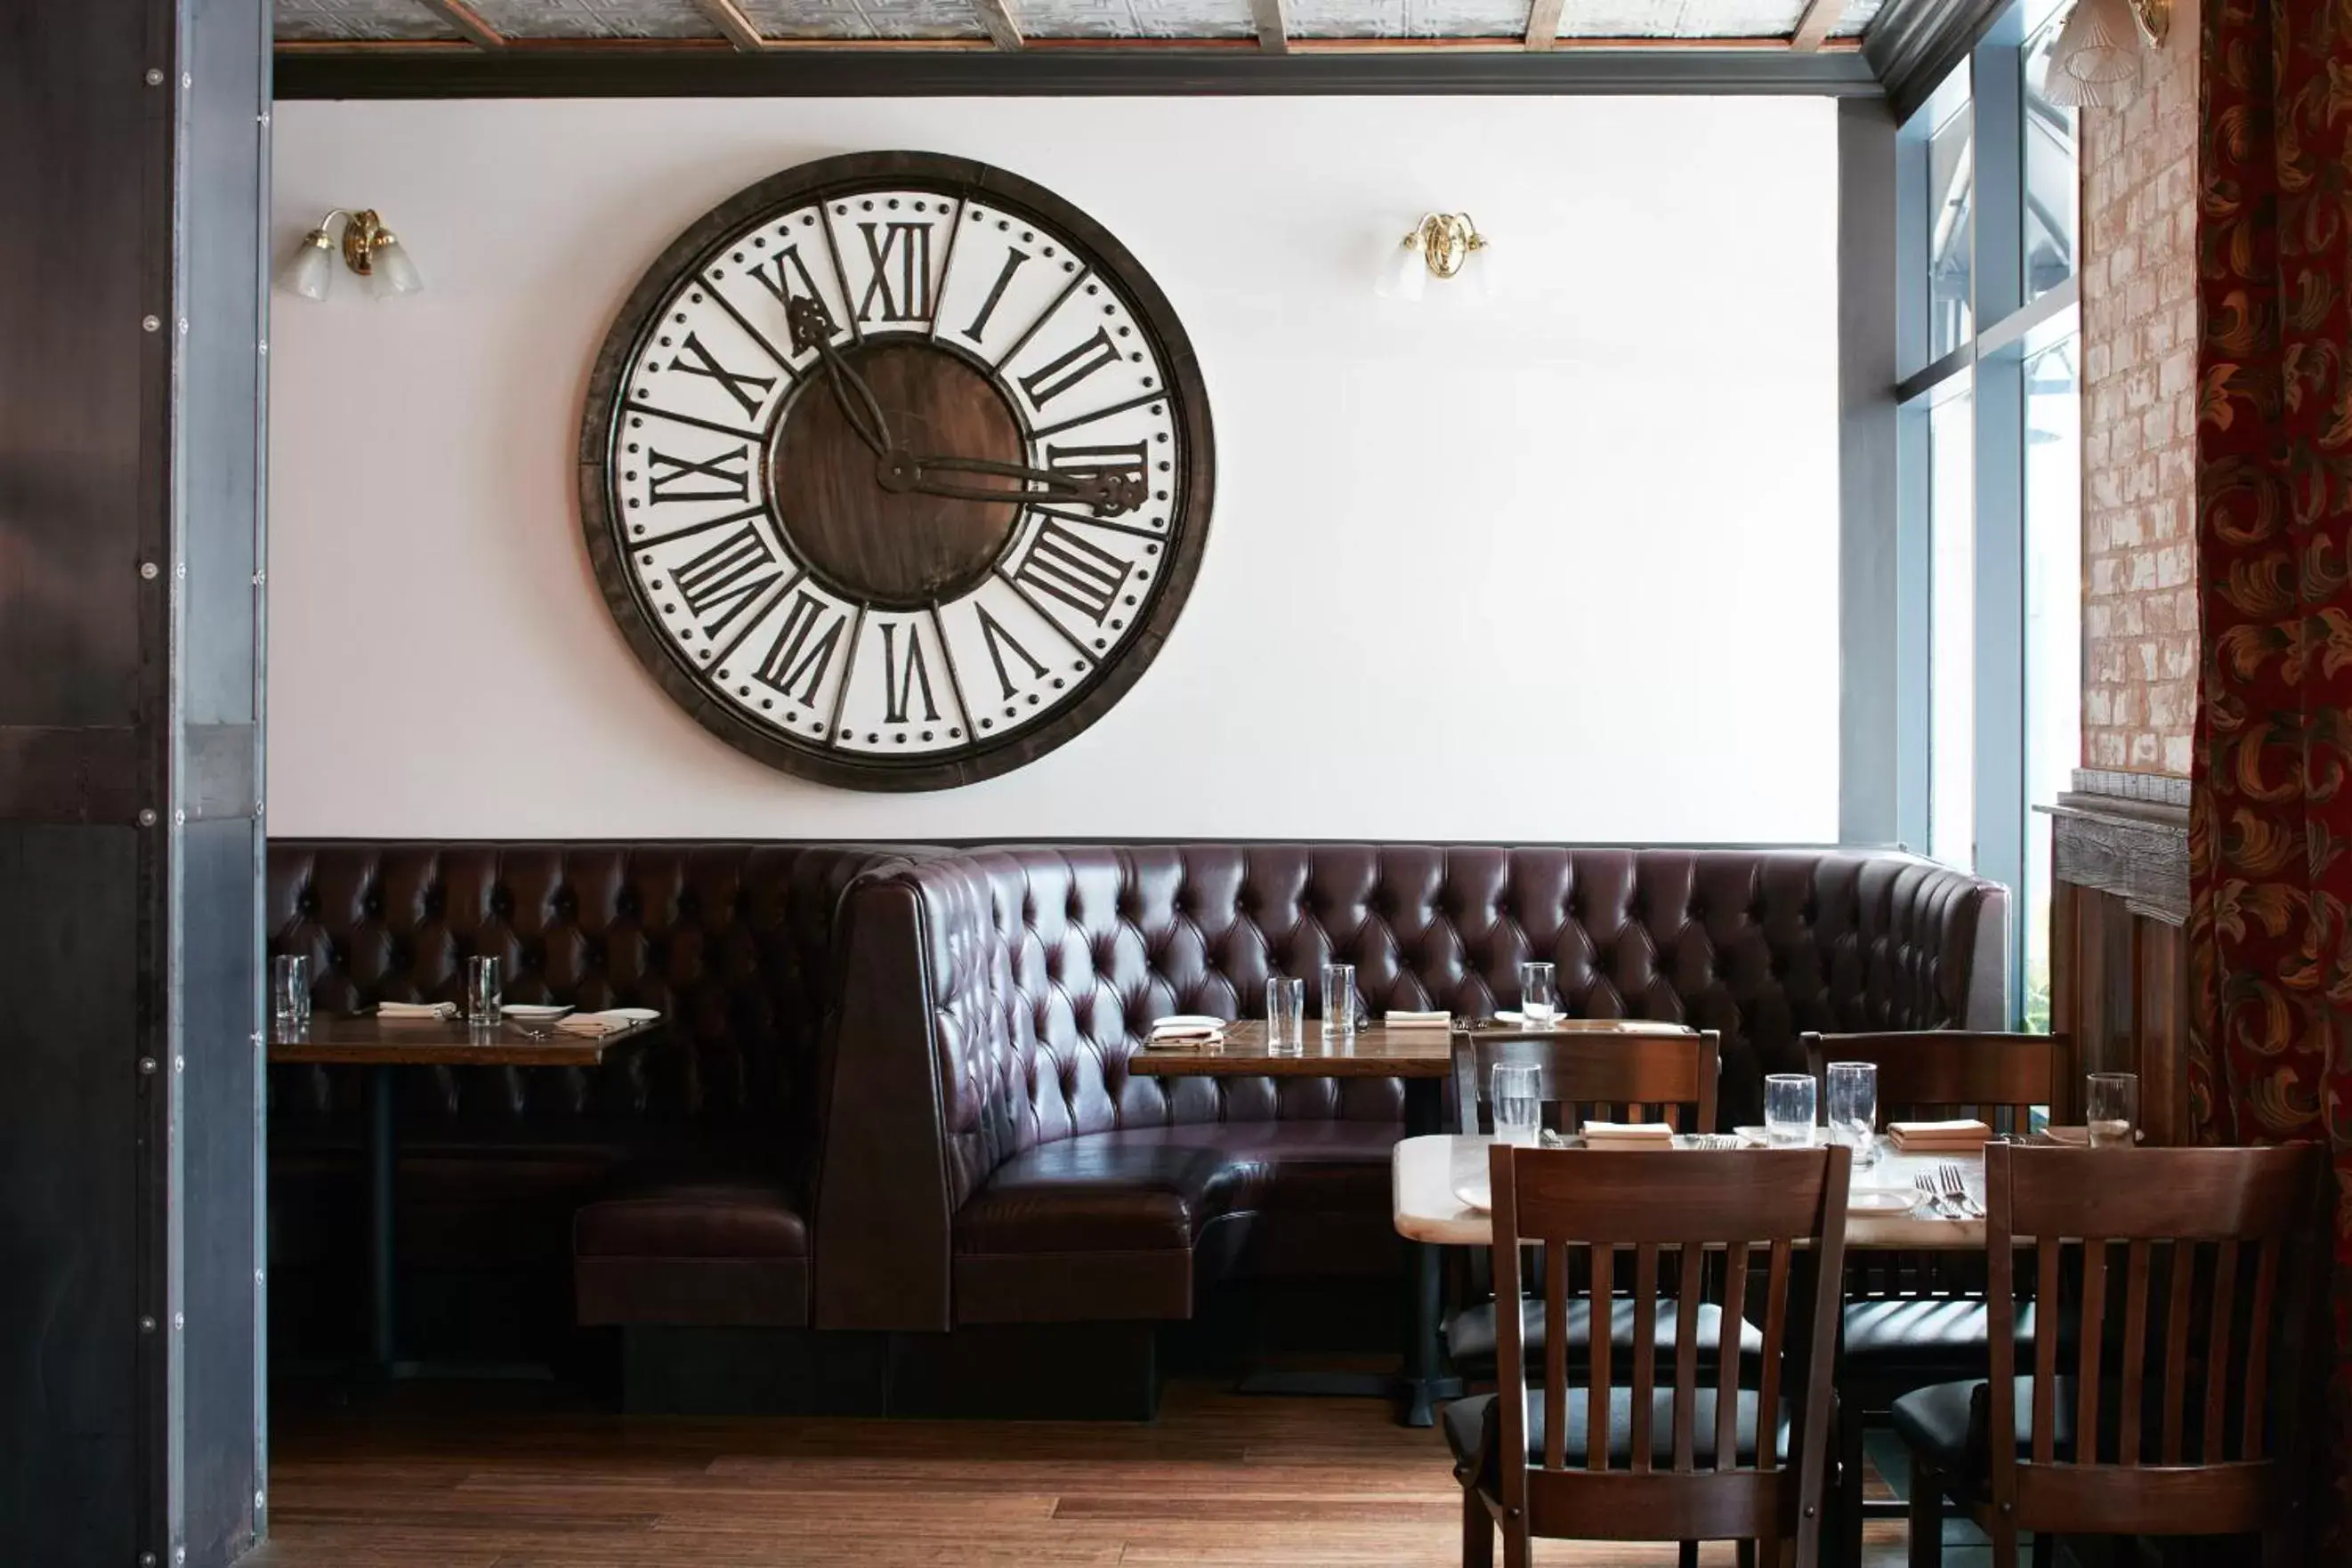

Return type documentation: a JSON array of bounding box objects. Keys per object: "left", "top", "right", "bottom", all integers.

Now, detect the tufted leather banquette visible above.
[
  {"left": 816, "top": 845, "right": 2008, "bottom": 1332},
  {"left": 266, "top": 840, "right": 920, "bottom": 1338}
]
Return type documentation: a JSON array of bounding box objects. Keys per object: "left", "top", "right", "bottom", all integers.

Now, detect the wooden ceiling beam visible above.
[
  {"left": 1524, "top": 0, "right": 1564, "bottom": 50},
  {"left": 1249, "top": 0, "right": 1290, "bottom": 53},
  {"left": 1788, "top": 0, "right": 1846, "bottom": 51},
  {"left": 691, "top": 0, "right": 769, "bottom": 51},
  {"left": 414, "top": 0, "right": 505, "bottom": 49},
  {"left": 972, "top": 0, "right": 1025, "bottom": 50}
]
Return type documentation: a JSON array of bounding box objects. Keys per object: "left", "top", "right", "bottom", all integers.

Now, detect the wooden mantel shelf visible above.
[{"left": 2036, "top": 768, "right": 2188, "bottom": 925}]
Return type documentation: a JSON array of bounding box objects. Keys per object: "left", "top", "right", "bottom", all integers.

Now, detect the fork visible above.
[
  {"left": 1937, "top": 1162, "right": 1985, "bottom": 1218},
  {"left": 1912, "top": 1174, "right": 1957, "bottom": 1218}
]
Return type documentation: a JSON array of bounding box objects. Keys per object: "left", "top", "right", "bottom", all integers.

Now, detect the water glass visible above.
[
  {"left": 271, "top": 953, "right": 311, "bottom": 1029},
  {"left": 465, "top": 955, "right": 503, "bottom": 1027},
  {"left": 1825, "top": 1061, "right": 1879, "bottom": 1167},
  {"left": 2086, "top": 1071, "right": 2139, "bottom": 1148},
  {"left": 1265, "top": 976, "right": 1305, "bottom": 1056},
  {"left": 1765, "top": 1072, "right": 1817, "bottom": 1147},
  {"left": 1518, "top": 961, "right": 1558, "bottom": 1027},
  {"left": 1320, "top": 962, "right": 1358, "bottom": 1038},
  {"left": 1491, "top": 1062, "right": 1541, "bottom": 1147}
]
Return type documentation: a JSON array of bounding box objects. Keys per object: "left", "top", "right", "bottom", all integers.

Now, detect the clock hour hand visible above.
[
  {"left": 884, "top": 452, "right": 1144, "bottom": 517},
  {"left": 784, "top": 296, "right": 893, "bottom": 457}
]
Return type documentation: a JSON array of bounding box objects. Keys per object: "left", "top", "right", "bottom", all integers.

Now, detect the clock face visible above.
[{"left": 580, "top": 151, "right": 1215, "bottom": 792}]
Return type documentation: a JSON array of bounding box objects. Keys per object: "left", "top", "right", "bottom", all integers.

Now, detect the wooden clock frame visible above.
[{"left": 578, "top": 150, "right": 1216, "bottom": 792}]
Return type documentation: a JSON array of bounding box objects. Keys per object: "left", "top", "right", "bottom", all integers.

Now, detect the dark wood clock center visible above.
[{"left": 768, "top": 341, "right": 1025, "bottom": 610}]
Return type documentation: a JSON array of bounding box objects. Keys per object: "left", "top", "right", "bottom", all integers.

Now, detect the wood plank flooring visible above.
[{"left": 252, "top": 1378, "right": 1913, "bottom": 1567}]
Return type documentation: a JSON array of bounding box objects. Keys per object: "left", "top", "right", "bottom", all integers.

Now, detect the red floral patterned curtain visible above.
[{"left": 2188, "top": 0, "right": 2352, "bottom": 1535}]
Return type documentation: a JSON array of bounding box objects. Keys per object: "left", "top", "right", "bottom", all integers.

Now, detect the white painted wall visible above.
[{"left": 267, "top": 95, "right": 1839, "bottom": 842}]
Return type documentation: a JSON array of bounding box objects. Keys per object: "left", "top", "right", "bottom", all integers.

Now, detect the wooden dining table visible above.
[
  {"left": 271, "top": 1008, "right": 665, "bottom": 1378},
  {"left": 1128, "top": 1015, "right": 1704, "bottom": 1426}
]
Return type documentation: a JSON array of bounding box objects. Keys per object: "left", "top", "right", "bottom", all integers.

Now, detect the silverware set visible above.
[{"left": 1912, "top": 1162, "right": 1984, "bottom": 1219}]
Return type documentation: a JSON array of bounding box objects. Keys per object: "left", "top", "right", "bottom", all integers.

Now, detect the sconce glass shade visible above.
[
  {"left": 1469, "top": 238, "right": 1501, "bottom": 302},
  {"left": 280, "top": 231, "right": 335, "bottom": 301},
  {"left": 367, "top": 236, "right": 424, "bottom": 300},
  {"left": 2042, "top": 0, "right": 2146, "bottom": 106},
  {"left": 1376, "top": 238, "right": 1427, "bottom": 302}
]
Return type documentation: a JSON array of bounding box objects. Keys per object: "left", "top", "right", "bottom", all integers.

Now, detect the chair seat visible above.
[
  {"left": 574, "top": 1173, "right": 807, "bottom": 1258},
  {"left": 1447, "top": 1297, "right": 1764, "bottom": 1379},
  {"left": 1842, "top": 1298, "right": 2041, "bottom": 1381},
  {"left": 1443, "top": 1389, "right": 1790, "bottom": 1489},
  {"left": 1893, "top": 1376, "right": 2081, "bottom": 1505}
]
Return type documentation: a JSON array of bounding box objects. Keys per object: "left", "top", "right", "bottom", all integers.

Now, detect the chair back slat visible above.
[
  {"left": 1977, "top": 1143, "right": 2325, "bottom": 1544},
  {"left": 2243, "top": 1241, "right": 2278, "bottom": 1461},
  {"left": 2161, "top": 1240, "right": 2193, "bottom": 1464},
  {"left": 1573, "top": 1243, "right": 1598, "bottom": 1471},
  {"left": 1483, "top": 1143, "right": 1850, "bottom": 1556},
  {"left": 2203, "top": 1238, "right": 2237, "bottom": 1466},
  {"left": 2117, "top": 1239, "right": 2151, "bottom": 1466},
  {"left": 1454, "top": 1029, "right": 1720, "bottom": 1137}
]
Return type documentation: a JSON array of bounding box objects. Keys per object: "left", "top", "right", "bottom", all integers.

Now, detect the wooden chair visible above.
[
  {"left": 1895, "top": 1142, "right": 2325, "bottom": 1567},
  {"left": 1447, "top": 1029, "right": 1726, "bottom": 1386},
  {"left": 1451, "top": 1142, "right": 1854, "bottom": 1568},
  {"left": 1802, "top": 1031, "right": 2063, "bottom": 1568}
]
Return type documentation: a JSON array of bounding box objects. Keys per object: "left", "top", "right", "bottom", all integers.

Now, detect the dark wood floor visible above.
[{"left": 251, "top": 1378, "right": 1918, "bottom": 1567}]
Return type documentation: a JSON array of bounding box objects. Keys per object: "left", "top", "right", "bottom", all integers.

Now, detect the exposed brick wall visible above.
[{"left": 2079, "top": 0, "right": 2200, "bottom": 776}]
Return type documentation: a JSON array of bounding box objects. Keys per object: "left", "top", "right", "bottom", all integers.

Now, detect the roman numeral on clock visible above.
[
  {"left": 1047, "top": 440, "right": 1148, "bottom": 497},
  {"left": 960, "top": 247, "right": 1030, "bottom": 343},
  {"left": 667, "top": 332, "right": 776, "bottom": 418},
  {"left": 976, "top": 606, "right": 1050, "bottom": 700},
  {"left": 1014, "top": 521, "right": 1128, "bottom": 625},
  {"left": 756, "top": 590, "right": 848, "bottom": 706},
  {"left": 857, "top": 222, "right": 934, "bottom": 323},
  {"left": 880, "top": 623, "right": 942, "bottom": 725},
  {"left": 647, "top": 447, "right": 752, "bottom": 505},
  {"left": 674, "top": 521, "right": 781, "bottom": 634},
  {"left": 747, "top": 244, "right": 825, "bottom": 311},
  {"left": 1019, "top": 326, "right": 1121, "bottom": 408}
]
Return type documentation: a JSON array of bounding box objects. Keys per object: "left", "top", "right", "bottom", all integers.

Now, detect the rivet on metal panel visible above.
[
  {"left": 137, "top": 808, "right": 158, "bottom": 827},
  {"left": 139, "top": 1058, "right": 157, "bottom": 1075},
  {"left": 141, "top": 316, "right": 160, "bottom": 332}
]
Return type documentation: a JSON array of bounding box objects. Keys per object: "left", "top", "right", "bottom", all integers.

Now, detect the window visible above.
[
  {"left": 1898, "top": 2, "right": 2082, "bottom": 1027},
  {"left": 2022, "top": 337, "right": 2081, "bottom": 1029},
  {"left": 1928, "top": 382, "right": 1977, "bottom": 870}
]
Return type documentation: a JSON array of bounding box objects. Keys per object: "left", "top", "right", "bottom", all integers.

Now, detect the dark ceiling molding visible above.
[
  {"left": 271, "top": 43, "right": 1883, "bottom": 98},
  {"left": 1865, "top": 0, "right": 2003, "bottom": 118}
]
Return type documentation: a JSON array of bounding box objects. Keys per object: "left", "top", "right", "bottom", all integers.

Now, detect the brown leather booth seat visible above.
[
  {"left": 817, "top": 844, "right": 2008, "bottom": 1333},
  {"left": 266, "top": 840, "right": 917, "bottom": 1345}
]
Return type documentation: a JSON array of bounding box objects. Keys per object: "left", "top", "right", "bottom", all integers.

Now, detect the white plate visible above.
[
  {"left": 1848, "top": 1187, "right": 1917, "bottom": 1215},
  {"left": 601, "top": 1006, "right": 660, "bottom": 1022},
  {"left": 1734, "top": 1126, "right": 1826, "bottom": 1147},
  {"left": 1454, "top": 1179, "right": 1492, "bottom": 1213},
  {"left": 500, "top": 1004, "right": 573, "bottom": 1022},
  {"left": 1152, "top": 1014, "right": 1224, "bottom": 1033}
]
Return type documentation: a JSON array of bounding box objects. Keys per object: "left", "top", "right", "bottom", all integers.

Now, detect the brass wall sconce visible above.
[
  {"left": 1376, "top": 213, "right": 1496, "bottom": 302},
  {"left": 2042, "top": 0, "right": 2168, "bottom": 106},
  {"left": 278, "top": 209, "right": 424, "bottom": 302}
]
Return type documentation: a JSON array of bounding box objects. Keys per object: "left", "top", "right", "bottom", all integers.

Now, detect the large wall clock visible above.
[{"left": 580, "top": 150, "right": 1215, "bottom": 792}]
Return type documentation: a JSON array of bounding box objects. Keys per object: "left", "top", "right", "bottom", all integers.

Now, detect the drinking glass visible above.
[
  {"left": 1491, "top": 1062, "right": 1541, "bottom": 1147},
  {"left": 465, "top": 955, "right": 503, "bottom": 1027},
  {"left": 1765, "top": 1072, "right": 1817, "bottom": 1146},
  {"left": 1518, "top": 961, "right": 1558, "bottom": 1027},
  {"left": 1825, "top": 1061, "right": 1879, "bottom": 1167},
  {"left": 2086, "top": 1071, "right": 2139, "bottom": 1148},
  {"left": 1265, "top": 976, "right": 1305, "bottom": 1056},
  {"left": 271, "top": 953, "right": 311, "bottom": 1030},
  {"left": 1320, "top": 962, "right": 1358, "bottom": 1038}
]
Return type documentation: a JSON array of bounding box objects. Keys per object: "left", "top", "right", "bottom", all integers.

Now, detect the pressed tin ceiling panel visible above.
[
  {"left": 277, "top": 0, "right": 1876, "bottom": 40},
  {"left": 729, "top": 0, "right": 984, "bottom": 37},
  {"left": 275, "top": 0, "right": 460, "bottom": 40},
  {"left": 1019, "top": 0, "right": 1255, "bottom": 38},
  {"left": 467, "top": 0, "right": 724, "bottom": 36}
]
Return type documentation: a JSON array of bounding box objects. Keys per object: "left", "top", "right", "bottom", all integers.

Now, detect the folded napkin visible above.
[
  {"left": 1385, "top": 1010, "right": 1452, "bottom": 1029},
  {"left": 2038, "top": 1125, "right": 2090, "bottom": 1146},
  {"left": 376, "top": 1000, "right": 457, "bottom": 1020},
  {"left": 1889, "top": 1118, "right": 1992, "bottom": 1151},
  {"left": 554, "top": 1009, "right": 648, "bottom": 1038},
  {"left": 1146, "top": 1021, "right": 1224, "bottom": 1047},
  {"left": 1580, "top": 1120, "right": 1675, "bottom": 1146}
]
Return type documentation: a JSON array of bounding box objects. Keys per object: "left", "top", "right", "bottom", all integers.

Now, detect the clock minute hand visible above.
[
  {"left": 784, "top": 296, "right": 893, "bottom": 457},
  {"left": 893, "top": 453, "right": 1142, "bottom": 517}
]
